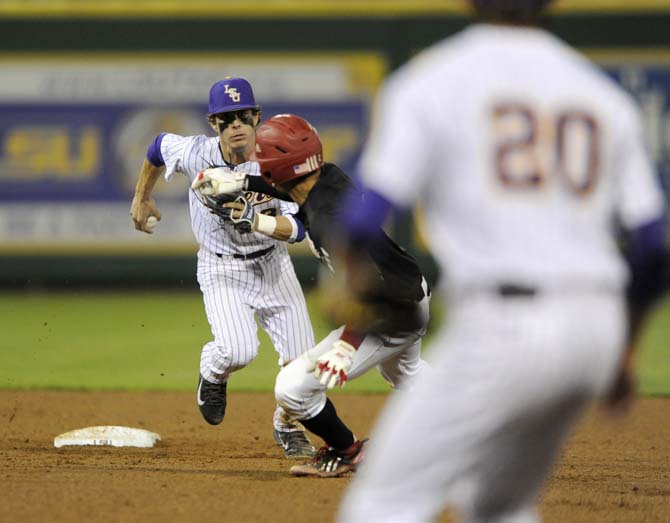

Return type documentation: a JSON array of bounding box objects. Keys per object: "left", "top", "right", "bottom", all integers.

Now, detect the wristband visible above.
[{"left": 255, "top": 213, "right": 277, "bottom": 236}]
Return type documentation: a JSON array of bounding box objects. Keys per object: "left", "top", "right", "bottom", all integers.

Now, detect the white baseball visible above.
[{"left": 146, "top": 215, "right": 158, "bottom": 232}]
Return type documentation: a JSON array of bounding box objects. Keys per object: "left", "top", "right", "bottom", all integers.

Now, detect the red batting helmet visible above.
[{"left": 255, "top": 114, "right": 324, "bottom": 186}]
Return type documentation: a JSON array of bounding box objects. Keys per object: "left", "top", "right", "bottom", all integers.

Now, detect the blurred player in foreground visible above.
[
  {"left": 192, "top": 114, "right": 430, "bottom": 477},
  {"left": 130, "top": 77, "right": 316, "bottom": 459},
  {"left": 337, "top": 0, "right": 669, "bottom": 521}
]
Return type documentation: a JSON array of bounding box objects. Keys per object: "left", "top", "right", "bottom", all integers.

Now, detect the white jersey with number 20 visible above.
[
  {"left": 340, "top": 23, "right": 666, "bottom": 523},
  {"left": 360, "top": 24, "right": 665, "bottom": 292}
]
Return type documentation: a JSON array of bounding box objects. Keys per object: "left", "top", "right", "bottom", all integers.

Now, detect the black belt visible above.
[
  {"left": 216, "top": 245, "right": 275, "bottom": 261},
  {"left": 497, "top": 284, "right": 537, "bottom": 298}
]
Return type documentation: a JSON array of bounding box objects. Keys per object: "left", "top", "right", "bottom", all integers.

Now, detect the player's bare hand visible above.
[
  {"left": 313, "top": 340, "right": 356, "bottom": 389},
  {"left": 130, "top": 196, "right": 162, "bottom": 234},
  {"left": 191, "top": 167, "right": 247, "bottom": 196}
]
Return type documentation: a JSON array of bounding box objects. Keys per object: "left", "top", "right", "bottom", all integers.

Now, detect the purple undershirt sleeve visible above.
[
  {"left": 626, "top": 213, "right": 669, "bottom": 312},
  {"left": 339, "top": 187, "right": 394, "bottom": 241},
  {"left": 146, "top": 133, "right": 167, "bottom": 167},
  {"left": 294, "top": 217, "right": 306, "bottom": 242}
]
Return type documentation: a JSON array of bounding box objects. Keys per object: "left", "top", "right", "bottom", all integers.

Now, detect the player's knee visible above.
[
  {"left": 225, "top": 346, "right": 259, "bottom": 373},
  {"left": 274, "top": 358, "right": 311, "bottom": 418},
  {"left": 274, "top": 367, "right": 302, "bottom": 417}
]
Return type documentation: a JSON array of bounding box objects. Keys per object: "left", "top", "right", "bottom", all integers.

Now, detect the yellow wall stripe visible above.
[
  {"left": 586, "top": 48, "right": 670, "bottom": 64},
  {"left": 0, "top": 0, "right": 668, "bottom": 19}
]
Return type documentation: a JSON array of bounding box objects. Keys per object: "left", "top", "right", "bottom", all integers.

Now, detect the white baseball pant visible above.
[
  {"left": 275, "top": 287, "right": 430, "bottom": 421},
  {"left": 197, "top": 248, "right": 315, "bottom": 431},
  {"left": 338, "top": 289, "right": 626, "bottom": 523}
]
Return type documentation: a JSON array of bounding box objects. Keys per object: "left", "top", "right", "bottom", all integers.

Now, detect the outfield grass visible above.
[{"left": 1, "top": 290, "right": 667, "bottom": 395}]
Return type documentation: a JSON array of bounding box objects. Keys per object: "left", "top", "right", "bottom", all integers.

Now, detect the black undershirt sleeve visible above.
[{"left": 246, "top": 176, "right": 294, "bottom": 201}]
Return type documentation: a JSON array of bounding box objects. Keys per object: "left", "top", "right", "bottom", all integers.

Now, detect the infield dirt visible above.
[{"left": 1, "top": 391, "right": 668, "bottom": 522}]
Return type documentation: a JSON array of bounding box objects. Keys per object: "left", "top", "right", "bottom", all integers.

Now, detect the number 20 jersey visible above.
[{"left": 359, "top": 23, "right": 666, "bottom": 292}]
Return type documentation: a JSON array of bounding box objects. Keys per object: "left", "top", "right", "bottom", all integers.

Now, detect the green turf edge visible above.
[{"left": 0, "top": 291, "right": 667, "bottom": 394}]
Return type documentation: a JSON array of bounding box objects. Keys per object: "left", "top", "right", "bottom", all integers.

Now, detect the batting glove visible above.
[
  {"left": 191, "top": 167, "right": 248, "bottom": 196},
  {"left": 314, "top": 340, "right": 357, "bottom": 389},
  {"left": 230, "top": 195, "right": 256, "bottom": 234}
]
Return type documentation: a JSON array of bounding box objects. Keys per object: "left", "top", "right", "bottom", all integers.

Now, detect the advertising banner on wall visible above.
[
  {"left": 0, "top": 53, "right": 385, "bottom": 254},
  {"left": 2, "top": 51, "right": 669, "bottom": 256},
  {"left": 593, "top": 51, "right": 670, "bottom": 194}
]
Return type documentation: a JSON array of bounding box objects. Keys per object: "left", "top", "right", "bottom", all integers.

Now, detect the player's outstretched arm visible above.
[
  {"left": 191, "top": 167, "right": 247, "bottom": 196},
  {"left": 245, "top": 175, "right": 294, "bottom": 201},
  {"left": 130, "top": 158, "right": 164, "bottom": 234},
  {"left": 191, "top": 167, "right": 293, "bottom": 201},
  {"left": 605, "top": 215, "right": 669, "bottom": 414}
]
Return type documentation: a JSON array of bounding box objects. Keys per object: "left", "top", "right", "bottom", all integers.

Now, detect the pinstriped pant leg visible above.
[
  {"left": 197, "top": 254, "right": 261, "bottom": 383},
  {"left": 255, "top": 250, "right": 315, "bottom": 431},
  {"left": 255, "top": 250, "right": 315, "bottom": 365}
]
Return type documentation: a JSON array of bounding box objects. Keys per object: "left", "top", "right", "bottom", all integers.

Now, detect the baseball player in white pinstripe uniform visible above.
[
  {"left": 193, "top": 114, "right": 431, "bottom": 478},
  {"left": 337, "top": 1, "right": 669, "bottom": 522},
  {"left": 130, "top": 77, "right": 317, "bottom": 459}
]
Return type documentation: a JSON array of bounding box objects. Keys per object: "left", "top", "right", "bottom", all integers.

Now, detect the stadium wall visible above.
[{"left": 0, "top": 4, "right": 668, "bottom": 287}]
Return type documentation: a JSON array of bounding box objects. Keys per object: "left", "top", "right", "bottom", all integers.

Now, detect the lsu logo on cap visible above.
[{"left": 224, "top": 84, "right": 240, "bottom": 102}]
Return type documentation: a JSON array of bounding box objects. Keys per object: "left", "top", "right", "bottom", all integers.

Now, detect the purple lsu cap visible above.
[{"left": 208, "top": 77, "right": 259, "bottom": 115}]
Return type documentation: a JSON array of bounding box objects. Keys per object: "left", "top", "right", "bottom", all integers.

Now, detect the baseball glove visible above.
[
  {"left": 195, "top": 190, "right": 241, "bottom": 223},
  {"left": 229, "top": 195, "right": 256, "bottom": 234}
]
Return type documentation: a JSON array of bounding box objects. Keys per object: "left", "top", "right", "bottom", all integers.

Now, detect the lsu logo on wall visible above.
[
  {"left": 0, "top": 125, "right": 100, "bottom": 179},
  {"left": 224, "top": 84, "right": 240, "bottom": 102}
]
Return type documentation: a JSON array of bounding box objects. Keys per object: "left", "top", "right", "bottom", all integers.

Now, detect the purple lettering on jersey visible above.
[
  {"left": 146, "top": 132, "right": 167, "bottom": 167},
  {"left": 339, "top": 187, "right": 393, "bottom": 240}
]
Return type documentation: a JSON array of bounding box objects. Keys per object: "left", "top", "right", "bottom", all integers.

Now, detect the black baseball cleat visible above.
[
  {"left": 197, "top": 374, "right": 228, "bottom": 425},
  {"left": 273, "top": 429, "right": 317, "bottom": 459}
]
